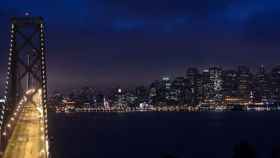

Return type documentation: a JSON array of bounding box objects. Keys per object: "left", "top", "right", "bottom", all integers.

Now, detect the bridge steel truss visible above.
[{"left": 0, "top": 17, "right": 49, "bottom": 157}]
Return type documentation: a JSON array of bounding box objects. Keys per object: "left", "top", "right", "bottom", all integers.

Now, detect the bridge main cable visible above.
[{"left": 0, "top": 16, "right": 49, "bottom": 158}]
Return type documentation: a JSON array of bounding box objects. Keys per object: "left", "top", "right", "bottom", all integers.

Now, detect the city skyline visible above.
[
  {"left": 0, "top": 0, "right": 280, "bottom": 92},
  {"left": 0, "top": 2, "right": 280, "bottom": 158},
  {"left": 31, "top": 64, "right": 280, "bottom": 94},
  {"left": 51, "top": 65, "right": 280, "bottom": 104}
]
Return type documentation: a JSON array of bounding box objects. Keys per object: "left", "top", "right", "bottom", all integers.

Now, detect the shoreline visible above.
[{"left": 55, "top": 106, "right": 280, "bottom": 114}]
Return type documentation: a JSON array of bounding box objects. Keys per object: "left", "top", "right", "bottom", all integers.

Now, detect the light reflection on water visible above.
[{"left": 50, "top": 112, "right": 280, "bottom": 158}]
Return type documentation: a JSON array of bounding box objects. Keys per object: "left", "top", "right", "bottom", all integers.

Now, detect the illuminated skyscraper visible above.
[
  {"left": 112, "top": 88, "right": 127, "bottom": 108},
  {"left": 237, "top": 66, "right": 252, "bottom": 99},
  {"left": 222, "top": 70, "right": 238, "bottom": 97},
  {"left": 186, "top": 68, "right": 201, "bottom": 105},
  {"left": 209, "top": 67, "right": 223, "bottom": 101},
  {"left": 170, "top": 77, "right": 186, "bottom": 104},
  {"left": 201, "top": 69, "right": 211, "bottom": 101},
  {"left": 148, "top": 77, "right": 172, "bottom": 106},
  {"left": 161, "top": 76, "right": 172, "bottom": 104},
  {"left": 149, "top": 80, "right": 161, "bottom": 105},
  {"left": 271, "top": 65, "right": 280, "bottom": 102},
  {"left": 135, "top": 86, "right": 148, "bottom": 103},
  {"left": 254, "top": 65, "right": 271, "bottom": 101}
]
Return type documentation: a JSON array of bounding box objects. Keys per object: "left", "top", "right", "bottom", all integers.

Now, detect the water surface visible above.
[{"left": 50, "top": 112, "right": 280, "bottom": 158}]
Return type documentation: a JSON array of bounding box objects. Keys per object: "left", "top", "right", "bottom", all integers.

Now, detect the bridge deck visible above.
[{"left": 3, "top": 102, "right": 46, "bottom": 158}]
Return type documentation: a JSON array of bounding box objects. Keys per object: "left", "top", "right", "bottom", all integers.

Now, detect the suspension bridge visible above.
[{"left": 0, "top": 16, "right": 49, "bottom": 158}]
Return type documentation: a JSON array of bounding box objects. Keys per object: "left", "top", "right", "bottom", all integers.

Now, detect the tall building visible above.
[
  {"left": 186, "top": 68, "right": 201, "bottom": 105},
  {"left": 254, "top": 65, "right": 271, "bottom": 101},
  {"left": 201, "top": 69, "right": 211, "bottom": 101},
  {"left": 170, "top": 77, "right": 186, "bottom": 104},
  {"left": 149, "top": 80, "right": 161, "bottom": 105},
  {"left": 125, "top": 91, "right": 138, "bottom": 107},
  {"left": 271, "top": 65, "right": 280, "bottom": 102},
  {"left": 112, "top": 88, "right": 127, "bottom": 108},
  {"left": 209, "top": 67, "right": 223, "bottom": 101},
  {"left": 161, "top": 76, "right": 172, "bottom": 105},
  {"left": 95, "top": 93, "right": 105, "bottom": 107},
  {"left": 237, "top": 66, "right": 252, "bottom": 99},
  {"left": 135, "top": 86, "right": 148, "bottom": 103},
  {"left": 222, "top": 70, "right": 238, "bottom": 97},
  {"left": 69, "top": 87, "right": 95, "bottom": 105},
  {"left": 149, "top": 77, "right": 172, "bottom": 106}
]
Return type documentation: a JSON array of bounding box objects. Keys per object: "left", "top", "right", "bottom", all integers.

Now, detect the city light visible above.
[
  {"left": 2, "top": 88, "right": 49, "bottom": 158},
  {"left": 26, "top": 88, "right": 36, "bottom": 95},
  {"left": 1, "top": 9, "right": 280, "bottom": 158},
  {"left": 0, "top": 99, "right": 5, "bottom": 103}
]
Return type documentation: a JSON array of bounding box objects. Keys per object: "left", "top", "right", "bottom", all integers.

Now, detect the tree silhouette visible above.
[
  {"left": 232, "top": 141, "right": 256, "bottom": 158},
  {"left": 272, "top": 144, "right": 280, "bottom": 158},
  {"left": 160, "top": 152, "right": 177, "bottom": 158}
]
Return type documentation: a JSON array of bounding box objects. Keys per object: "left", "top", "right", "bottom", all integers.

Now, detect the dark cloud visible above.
[
  {"left": 102, "top": 0, "right": 236, "bottom": 17},
  {"left": 0, "top": 8, "right": 21, "bottom": 24},
  {"left": 0, "top": 0, "right": 280, "bottom": 92},
  {"left": 243, "top": 10, "right": 280, "bottom": 44}
]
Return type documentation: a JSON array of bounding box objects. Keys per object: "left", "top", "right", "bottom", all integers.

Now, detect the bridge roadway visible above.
[{"left": 3, "top": 101, "right": 46, "bottom": 158}]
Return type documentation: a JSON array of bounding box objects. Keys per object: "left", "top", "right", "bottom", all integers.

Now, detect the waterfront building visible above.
[
  {"left": 254, "top": 65, "right": 271, "bottom": 102},
  {"left": 222, "top": 70, "right": 238, "bottom": 98},
  {"left": 201, "top": 69, "right": 211, "bottom": 101},
  {"left": 186, "top": 67, "right": 201, "bottom": 105},
  {"left": 170, "top": 77, "right": 186, "bottom": 104},
  {"left": 135, "top": 86, "right": 148, "bottom": 104},
  {"left": 208, "top": 67, "right": 223, "bottom": 102},
  {"left": 112, "top": 88, "right": 127, "bottom": 108},
  {"left": 160, "top": 76, "right": 172, "bottom": 105},
  {"left": 237, "top": 66, "right": 252, "bottom": 99},
  {"left": 69, "top": 87, "right": 96, "bottom": 105},
  {"left": 271, "top": 65, "right": 280, "bottom": 102},
  {"left": 149, "top": 80, "right": 161, "bottom": 105},
  {"left": 125, "top": 91, "right": 138, "bottom": 107}
]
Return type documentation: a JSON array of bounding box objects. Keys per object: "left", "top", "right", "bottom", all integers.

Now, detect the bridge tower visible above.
[{"left": 0, "top": 16, "right": 49, "bottom": 156}]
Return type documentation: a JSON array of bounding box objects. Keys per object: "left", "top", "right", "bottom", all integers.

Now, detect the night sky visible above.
[{"left": 0, "top": 0, "right": 280, "bottom": 92}]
